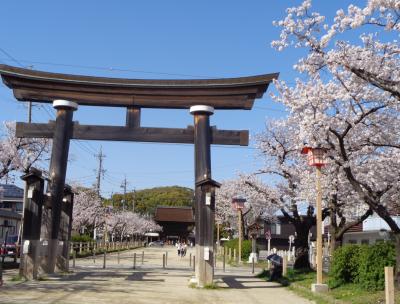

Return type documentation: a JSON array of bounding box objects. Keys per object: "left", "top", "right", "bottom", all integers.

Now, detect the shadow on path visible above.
[{"left": 219, "top": 274, "right": 282, "bottom": 289}]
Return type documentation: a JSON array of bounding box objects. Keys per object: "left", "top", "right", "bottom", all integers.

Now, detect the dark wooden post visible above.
[
  {"left": 223, "top": 246, "right": 226, "bottom": 272},
  {"left": 59, "top": 185, "right": 73, "bottom": 272},
  {"left": 190, "top": 105, "right": 218, "bottom": 287},
  {"left": 46, "top": 100, "right": 77, "bottom": 273},
  {"left": 19, "top": 168, "right": 45, "bottom": 279}
]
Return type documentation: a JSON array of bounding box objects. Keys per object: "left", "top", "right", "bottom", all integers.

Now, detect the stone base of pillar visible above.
[
  {"left": 311, "top": 283, "right": 329, "bottom": 293},
  {"left": 20, "top": 240, "right": 41, "bottom": 280},
  {"left": 46, "top": 239, "right": 62, "bottom": 274},
  {"left": 248, "top": 252, "right": 258, "bottom": 263},
  {"left": 189, "top": 276, "right": 221, "bottom": 288},
  {"left": 189, "top": 276, "right": 198, "bottom": 286},
  {"left": 195, "top": 245, "right": 214, "bottom": 287}
]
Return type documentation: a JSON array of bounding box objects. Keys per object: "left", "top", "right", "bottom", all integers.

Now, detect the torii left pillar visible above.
[
  {"left": 46, "top": 100, "right": 77, "bottom": 273},
  {"left": 191, "top": 105, "right": 216, "bottom": 287}
]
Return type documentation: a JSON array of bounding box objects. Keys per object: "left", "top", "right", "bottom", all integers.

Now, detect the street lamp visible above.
[
  {"left": 232, "top": 197, "right": 246, "bottom": 264},
  {"left": 301, "top": 146, "right": 328, "bottom": 293}
]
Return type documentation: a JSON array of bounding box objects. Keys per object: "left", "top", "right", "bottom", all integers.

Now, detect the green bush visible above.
[
  {"left": 328, "top": 244, "right": 366, "bottom": 288},
  {"left": 329, "top": 242, "right": 396, "bottom": 291},
  {"left": 357, "top": 241, "right": 395, "bottom": 291},
  {"left": 224, "top": 238, "right": 252, "bottom": 260},
  {"left": 71, "top": 234, "right": 93, "bottom": 243}
]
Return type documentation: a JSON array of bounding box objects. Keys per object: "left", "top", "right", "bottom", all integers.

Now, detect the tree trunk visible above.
[
  {"left": 293, "top": 224, "right": 311, "bottom": 269},
  {"left": 329, "top": 236, "right": 336, "bottom": 257},
  {"left": 395, "top": 233, "right": 400, "bottom": 289},
  {"left": 329, "top": 225, "right": 342, "bottom": 257}
]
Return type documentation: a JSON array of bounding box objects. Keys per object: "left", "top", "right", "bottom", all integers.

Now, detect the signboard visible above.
[
  {"left": 265, "top": 230, "right": 271, "bottom": 240},
  {"left": 205, "top": 192, "right": 211, "bottom": 206},
  {"left": 204, "top": 247, "right": 210, "bottom": 261},
  {"left": 23, "top": 240, "right": 30, "bottom": 254}
]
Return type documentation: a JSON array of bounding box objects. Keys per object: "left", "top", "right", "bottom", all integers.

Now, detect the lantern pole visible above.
[
  {"left": 238, "top": 209, "right": 242, "bottom": 264},
  {"left": 301, "top": 146, "right": 328, "bottom": 293},
  {"left": 316, "top": 165, "right": 323, "bottom": 286}
]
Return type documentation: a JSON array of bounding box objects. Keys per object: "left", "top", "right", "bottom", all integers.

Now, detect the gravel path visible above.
[{"left": 0, "top": 247, "right": 312, "bottom": 304}]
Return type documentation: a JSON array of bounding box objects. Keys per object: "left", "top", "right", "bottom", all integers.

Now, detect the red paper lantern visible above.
[
  {"left": 232, "top": 198, "right": 246, "bottom": 210},
  {"left": 301, "top": 147, "right": 328, "bottom": 167}
]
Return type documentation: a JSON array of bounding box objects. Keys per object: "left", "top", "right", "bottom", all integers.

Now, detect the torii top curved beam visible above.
[{"left": 0, "top": 65, "right": 278, "bottom": 109}]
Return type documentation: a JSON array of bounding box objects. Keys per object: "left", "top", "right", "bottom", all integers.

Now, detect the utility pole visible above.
[
  {"left": 132, "top": 188, "right": 136, "bottom": 213},
  {"left": 94, "top": 146, "right": 105, "bottom": 241},
  {"left": 28, "top": 102, "right": 32, "bottom": 123},
  {"left": 121, "top": 176, "right": 127, "bottom": 211},
  {"left": 95, "top": 146, "right": 105, "bottom": 197}
]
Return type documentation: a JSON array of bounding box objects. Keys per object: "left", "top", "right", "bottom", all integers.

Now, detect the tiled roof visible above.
[
  {"left": 0, "top": 184, "right": 24, "bottom": 199},
  {"left": 154, "top": 206, "right": 194, "bottom": 223}
]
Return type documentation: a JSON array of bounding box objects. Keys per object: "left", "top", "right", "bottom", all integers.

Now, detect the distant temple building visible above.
[{"left": 154, "top": 206, "right": 195, "bottom": 244}]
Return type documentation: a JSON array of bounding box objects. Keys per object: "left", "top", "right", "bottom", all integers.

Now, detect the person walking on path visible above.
[{"left": 182, "top": 243, "right": 187, "bottom": 257}]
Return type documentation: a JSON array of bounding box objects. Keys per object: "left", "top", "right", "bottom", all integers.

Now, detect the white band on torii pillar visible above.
[
  {"left": 189, "top": 105, "right": 214, "bottom": 115},
  {"left": 53, "top": 99, "right": 78, "bottom": 110}
]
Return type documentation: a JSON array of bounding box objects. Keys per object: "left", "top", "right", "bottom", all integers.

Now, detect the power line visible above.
[
  {"left": 0, "top": 47, "right": 99, "bottom": 157},
  {"left": 37, "top": 103, "right": 98, "bottom": 156},
  {"left": 254, "top": 106, "right": 287, "bottom": 113},
  {"left": 0, "top": 48, "right": 25, "bottom": 68},
  {"left": 0, "top": 56, "right": 215, "bottom": 79}
]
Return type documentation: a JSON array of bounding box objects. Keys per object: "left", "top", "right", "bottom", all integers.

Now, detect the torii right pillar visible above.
[{"left": 191, "top": 105, "right": 220, "bottom": 287}]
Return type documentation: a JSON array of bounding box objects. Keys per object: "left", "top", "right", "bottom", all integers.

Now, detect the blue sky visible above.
[{"left": 0, "top": 0, "right": 365, "bottom": 196}]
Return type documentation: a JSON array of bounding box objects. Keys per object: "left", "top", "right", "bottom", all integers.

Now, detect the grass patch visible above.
[
  {"left": 262, "top": 268, "right": 400, "bottom": 304},
  {"left": 256, "top": 268, "right": 291, "bottom": 286},
  {"left": 59, "top": 271, "right": 73, "bottom": 276},
  {"left": 188, "top": 281, "right": 220, "bottom": 289},
  {"left": 203, "top": 283, "right": 220, "bottom": 289},
  {"left": 37, "top": 275, "right": 48, "bottom": 281},
  {"left": 256, "top": 268, "right": 270, "bottom": 279},
  {"left": 11, "top": 274, "right": 24, "bottom": 281}
]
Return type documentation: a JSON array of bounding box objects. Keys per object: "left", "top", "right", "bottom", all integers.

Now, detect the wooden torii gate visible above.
[{"left": 0, "top": 64, "right": 277, "bottom": 286}]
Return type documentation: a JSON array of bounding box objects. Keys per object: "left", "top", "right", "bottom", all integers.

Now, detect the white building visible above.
[
  {"left": 343, "top": 212, "right": 399, "bottom": 246},
  {"left": 363, "top": 214, "right": 400, "bottom": 231},
  {"left": 0, "top": 184, "right": 23, "bottom": 242}
]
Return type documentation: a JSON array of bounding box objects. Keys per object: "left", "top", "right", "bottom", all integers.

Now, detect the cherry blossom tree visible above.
[
  {"left": 242, "top": 118, "right": 371, "bottom": 268},
  {"left": 72, "top": 185, "right": 161, "bottom": 241},
  {"left": 216, "top": 176, "right": 277, "bottom": 240},
  {"left": 272, "top": 0, "right": 400, "bottom": 283},
  {"left": 72, "top": 186, "right": 105, "bottom": 234},
  {"left": 105, "top": 210, "right": 161, "bottom": 241},
  {"left": 0, "top": 121, "right": 49, "bottom": 182}
]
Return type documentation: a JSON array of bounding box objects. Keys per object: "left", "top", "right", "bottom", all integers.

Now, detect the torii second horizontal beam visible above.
[{"left": 16, "top": 122, "right": 249, "bottom": 146}]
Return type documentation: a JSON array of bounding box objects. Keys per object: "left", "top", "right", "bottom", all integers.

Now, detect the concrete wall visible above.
[{"left": 342, "top": 230, "right": 391, "bottom": 245}]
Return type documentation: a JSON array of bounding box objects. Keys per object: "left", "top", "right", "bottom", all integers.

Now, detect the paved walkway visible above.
[{"left": 0, "top": 247, "right": 312, "bottom": 304}]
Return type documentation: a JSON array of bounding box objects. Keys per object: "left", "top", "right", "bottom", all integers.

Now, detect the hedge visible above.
[
  {"left": 357, "top": 241, "right": 396, "bottom": 290},
  {"left": 328, "top": 241, "right": 395, "bottom": 291},
  {"left": 328, "top": 244, "right": 366, "bottom": 288},
  {"left": 224, "top": 238, "right": 252, "bottom": 261},
  {"left": 71, "top": 234, "right": 93, "bottom": 243}
]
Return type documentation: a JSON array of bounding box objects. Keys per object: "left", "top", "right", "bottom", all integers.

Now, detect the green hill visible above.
[{"left": 104, "top": 186, "right": 194, "bottom": 215}]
